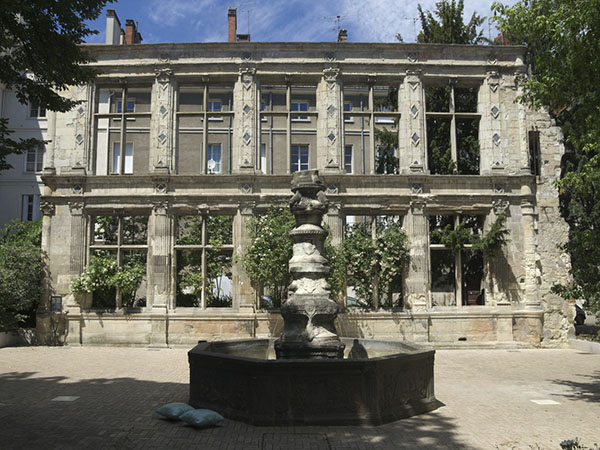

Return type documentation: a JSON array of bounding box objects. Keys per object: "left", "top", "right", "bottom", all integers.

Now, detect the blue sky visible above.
[{"left": 85, "top": 0, "right": 518, "bottom": 44}]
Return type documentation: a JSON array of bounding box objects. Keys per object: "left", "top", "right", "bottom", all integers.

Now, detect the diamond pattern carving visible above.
[
  {"left": 491, "top": 105, "right": 499, "bottom": 119},
  {"left": 327, "top": 105, "right": 335, "bottom": 116},
  {"left": 493, "top": 133, "right": 501, "bottom": 145},
  {"left": 411, "top": 133, "right": 420, "bottom": 146},
  {"left": 411, "top": 105, "right": 418, "bottom": 117}
]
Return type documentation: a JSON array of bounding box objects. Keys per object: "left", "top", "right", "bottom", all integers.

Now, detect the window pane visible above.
[
  {"left": 431, "top": 249, "right": 455, "bottom": 306},
  {"left": 207, "top": 215, "right": 233, "bottom": 246},
  {"left": 36, "top": 147, "right": 44, "bottom": 172},
  {"left": 26, "top": 150, "right": 36, "bottom": 172},
  {"left": 427, "top": 117, "right": 453, "bottom": 174},
  {"left": 121, "top": 250, "right": 147, "bottom": 307},
  {"left": 176, "top": 249, "right": 202, "bottom": 307},
  {"left": 456, "top": 118, "right": 480, "bottom": 175},
  {"left": 454, "top": 87, "right": 478, "bottom": 113},
  {"left": 93, "top": 216, "right": 119, "bottom": 245},
  {"left": 124, "top": 143, "right": 133, "bottom": 174},
  {"left": 425, "top": 86, "right": 451, "bottom": 112},
  {"left": 207, "top": 144, "right": 222, "bottom": 174},
  {"left": 344, "top": 145, "right": 353, "bottom": 173},
  {"left": 176, "top": 216, "right": 203, "bottom": 245},
  {"left": 122, "top": 216, "right": 148, "bottom": 245},
  {"left": 462, "top": 250, "right": 484, "bottom": 305},
  {"left": 206, "top": 249, "right": 232, "bottom": 307}
]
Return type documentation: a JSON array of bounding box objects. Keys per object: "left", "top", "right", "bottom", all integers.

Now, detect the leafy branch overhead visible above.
[
  {"left": 0, "top": 0, "right": 113, "bottom": 170},
  {"left": 493, "top": 0, "right": 600, "bottom": 318},
  {"left": 432, "top": 213, "right": 510, "bottom": 256}
]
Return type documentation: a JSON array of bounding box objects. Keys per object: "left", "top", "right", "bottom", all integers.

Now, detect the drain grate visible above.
[{"left": 261, "top": 433, "right": 331, "bottom": 450}]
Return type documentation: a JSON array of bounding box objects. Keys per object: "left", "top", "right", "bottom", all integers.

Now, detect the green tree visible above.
[
  {"left": 343, "top": 219, "right": 409, "bottom": 308},
  {"left": 244, "top": 206, "right": 295, "bottom": 307},
  {"left": 417, "top": 0, "right": 486, "bottom": 44},
  {"left": 0, "top": 0, "right": 113, "bottom": 170},
  {"left": 0, "top": 220, "right": 43, "bottom": 331},
  {"left": 493, "top": 0, "right": 600, "bottom": 319}
]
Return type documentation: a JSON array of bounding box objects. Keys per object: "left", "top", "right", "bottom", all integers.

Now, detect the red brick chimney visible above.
[
  {"left": 228, "top": 8, "right": 237, "bottom": 43},
  {"left": 125, "top": 19, "right": 142, "bottom": 44}
]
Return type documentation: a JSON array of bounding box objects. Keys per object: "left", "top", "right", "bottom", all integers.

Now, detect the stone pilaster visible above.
[
  {"left": 234, "top": 67, "right": 258, "bottom": 172},
  {"left": 233, "top": 202, "right": 256, "bottom": 312},
  {"left": 521, "top": 199, "right": 541, "bottom": 309},
  {"left": 486, "top": 200, "right": 511, "bottom": 306},
  {"left": 405, "top": 200, "right": 429, "bottom": 312},
  {"left": 400, "top": 71, "right": 426, "bottom": 173},
  {"left": 150, "top": 68, "right": 175, "bottom": 172},
  {"left": 148, "top": 201, "right": 170, "bottom": 347},
  {"left": 317, "top": 68, "right": 342, "bottom": 173},
  {"left": 65, "top": 201, "right": 86, "bottom": 345},
  {"left": 324, "top": 202, "right": 343, "bottom": 247},
  {"left": 148, "top": 201, "right": 171, "bottom": 309},
  {"left": 479, "top": 70, "right": 504, "bottom": 174}
]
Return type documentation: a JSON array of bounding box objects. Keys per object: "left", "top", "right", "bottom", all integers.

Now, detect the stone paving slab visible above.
[{"left": 0, "top": 346, "right": 599, "bottom": 450}]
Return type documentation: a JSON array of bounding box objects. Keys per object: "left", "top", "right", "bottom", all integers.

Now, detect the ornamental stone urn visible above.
[{"left": 274, "top": 170, "right": 345, "bottom": 359}]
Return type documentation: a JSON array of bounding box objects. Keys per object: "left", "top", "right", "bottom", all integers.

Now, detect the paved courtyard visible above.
[{"left": 0, "top": 345, "right": 599, "bottom": 450}]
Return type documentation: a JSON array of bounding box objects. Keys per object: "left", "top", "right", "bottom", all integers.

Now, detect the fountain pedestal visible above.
[{"left": 274, "top": 170, "right": 344, "bottom": 359}]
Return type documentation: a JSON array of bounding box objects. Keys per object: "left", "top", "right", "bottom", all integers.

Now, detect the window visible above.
[
  {"left": 291, "top": 101, "right": 309, "bottom": 121},
  {"left": 175, "top": 215, "right": 233, "bottom": 308},
  {"left": 207, "top": 143, "right": 222, "bottom": 174},
  {"left": 426, "top": 84, "right": 480, "bottom": 175},
  {"left": 344, "top": 145, "right": 353, "bottom": 173},
  {"left": 176, "top": 85, "right": 233, "bottom": 175},
  {"left": 116, "top": 99, "right": 135, "bottom": 113},
  {"left": 94, "top": 87, "right": 151, "bottom": 176},
  {"left": 25, "top": 146, "right": 44, "bottom": 172},
  {"left": 260, "top": 143, "right": 267, "bottom": 174},
  {"left": 89, "top": 216, "right": 148, "bottom": 308},
  {"left": 208, "top": 100, "right": 222, "bottom": 120},
  {"left": 344, "top": 102, "right": 353, "bottom": 122},
  {"left": 429, "top": 215, "right": 485, "bottom": 307},
  {"left": 112, "top": 142, "right": 133, "bottom": 174},
  {"left": 529, "top": 130, "right": 541, "bottom": 176},
  {"left": 29, "top": 104, "right": 46, "bottom": 118},
  {"left": 291, "top": 145, "right": 309, "bottom": 172},
  {"left": 21, "top": 195, "right": 40, "bottom": 221}
]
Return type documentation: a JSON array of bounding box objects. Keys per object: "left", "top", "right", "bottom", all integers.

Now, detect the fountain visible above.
[{"left": 188, "top": 170, "right": 441, "bottom": 425}]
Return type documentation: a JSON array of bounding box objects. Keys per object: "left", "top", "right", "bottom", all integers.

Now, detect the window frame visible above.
[
  {"left": 425, "top": 82, "right": 481, "bottom": 175},
  {"left": 206, "top": 143, "right": 222, "bottom": 174},
  {"left": 88, "top": 215, "right": 149, "bottom": 309},
  {"left": 24, "top": 146, "right": 44, "bottom": 173},
  {"left": 174, "top": 214, "right": 234, "bottom": 309},
  {"left": 28, "top": 104, "right": 46, "bottom": 119},
  {"left": 290, "top": 144, "right": 309, "bottom": 173},
  {"left": 291, "top": 101, "right": 309, "bottom": 121}
]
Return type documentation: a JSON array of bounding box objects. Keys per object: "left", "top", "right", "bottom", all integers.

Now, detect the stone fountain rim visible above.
[{"left": 189, "top": 337, "right": 435, "bottom": 365}]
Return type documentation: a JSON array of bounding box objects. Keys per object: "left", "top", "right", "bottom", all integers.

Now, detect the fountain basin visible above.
[{"left": 188, "top": 338, "right": 441, "bottom": 425}]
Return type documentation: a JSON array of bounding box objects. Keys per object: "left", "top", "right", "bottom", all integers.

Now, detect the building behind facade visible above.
[{"left": 33, "top": 10, "right": 572, "bottom": 347}]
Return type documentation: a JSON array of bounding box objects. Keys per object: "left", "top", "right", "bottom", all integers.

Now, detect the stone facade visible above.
[{"left": 35, "top": 41, "right": 572, "bottom": 348}]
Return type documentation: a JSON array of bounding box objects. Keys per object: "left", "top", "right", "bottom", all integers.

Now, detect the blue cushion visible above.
[
  {"left": 155, "top": 403, "right": 195, "bottom": 420},
  {"left": 179, "top": 409, "right": 224, "bottom": 428}
]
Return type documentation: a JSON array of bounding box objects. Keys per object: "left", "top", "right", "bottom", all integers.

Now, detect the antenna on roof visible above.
[
  {"left": 403, "top": 17, "right": 418, "bottom": 42},
  {"left": 322, "top": 14, "right": 355, "bottom": 40},
  {"left": 229, "top": 2, "right": 255, "bottom": 34}
]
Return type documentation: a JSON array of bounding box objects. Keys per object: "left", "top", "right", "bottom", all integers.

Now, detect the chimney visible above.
[
  {"left": 125, "top": 19, "right": 143, "bottom": 44},
  {"left": 105, "top": 10, "right": 123, "bottom": 45},
  {"left": 228, "top": 8, "right": 237, "bottom": 43},
  {"left": 337, "top": 29, "right": 348, "bottom": 43}
]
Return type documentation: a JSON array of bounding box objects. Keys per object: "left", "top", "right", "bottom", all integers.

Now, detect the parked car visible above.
[
  {"left": 575, "top": 304, "right": 586, "bottom": 326},
  {"left": 346, "top": 297, "right": 369, "bottom": 309}
]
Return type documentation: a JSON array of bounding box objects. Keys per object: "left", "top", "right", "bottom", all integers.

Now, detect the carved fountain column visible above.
[{"left": 274, "top": 170, "right": 345, "bottom": 359}]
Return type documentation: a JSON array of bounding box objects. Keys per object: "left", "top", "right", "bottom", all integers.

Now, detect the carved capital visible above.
[
  {"left": 68, "top": 201, "right": 84, "bottom": 216},
  {"left": 239, "top": 201, "right": 256, "bottom": 216},
  {"left": 152, "top": 201, "right": 169, "bottom": 216},
  {"left": 154, "top": 68, "right": 172, "bottom": 85},
  {"left": 493, "top": 199, "right": 510, "bottom": 215},
  {"left": 323, "top": 67, "right": 340, "bottom": 83},
  {"left": 40, "top": 201, "right": 55, "bottom": 216}
]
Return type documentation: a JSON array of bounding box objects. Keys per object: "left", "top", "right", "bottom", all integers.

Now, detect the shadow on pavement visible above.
[
  {"left": 550, "top": 370, "right": 600, "bottom": 404},
  {"left": 0, "top": 371, "right": 471, "bottom": 450}
]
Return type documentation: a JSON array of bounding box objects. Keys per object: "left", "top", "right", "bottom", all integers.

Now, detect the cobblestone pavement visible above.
[{"left": 1, "top": 346, "right": 599, "bottom": 450}]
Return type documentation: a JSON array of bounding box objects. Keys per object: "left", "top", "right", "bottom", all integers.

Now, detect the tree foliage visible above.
[
  {"left": 0, "top": 0, "right": 113, "bottom": 170},
  {"left": 244, "top": 205, "right": 295, "bottom": 307},
  {"left": 0, "top": 220, "right": 43, "bottom": 331},
  {"left": 343, "top": 219, "right": 409, "bottom": 307},
  {"left": 417, "top": 0, "right": 486, "bottom": 44},
  {"left": 493, "top": 0, "right": 600, "bottom": 317}
]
